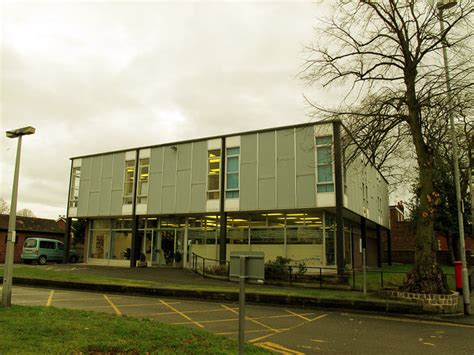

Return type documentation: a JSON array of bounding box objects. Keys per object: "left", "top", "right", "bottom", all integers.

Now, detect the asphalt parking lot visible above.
[{"left": 4, "top": 285, "right": 474, "bottom": 354}]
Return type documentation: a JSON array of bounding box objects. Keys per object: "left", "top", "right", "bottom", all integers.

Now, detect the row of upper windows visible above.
[{"left": 69, "top": 136, "right": 334, "bottom": 207}]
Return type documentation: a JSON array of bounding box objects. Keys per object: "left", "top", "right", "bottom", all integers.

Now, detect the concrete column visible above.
[
  {"left": 376, "top": 224, "right": 382, "bottom": 268},
  {"left": 333, "top": 120, "right": 345, "bottom": 273}
]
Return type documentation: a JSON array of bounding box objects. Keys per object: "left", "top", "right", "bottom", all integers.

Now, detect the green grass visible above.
[
  {"left": 0, "top": 265, "right": 389, "bottom": 303},
  {"left": 349, "top": 264, "right": 457, "bottom": 291},
  {"left": 0, "top": 305, "right": 269, "bottom": 354}
]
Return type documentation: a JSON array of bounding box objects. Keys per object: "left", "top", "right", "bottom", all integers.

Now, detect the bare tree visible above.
[
  {"left": 0, "top": 198, "right": 9, "bottom": 214},
  {"left": 302, "top": 0, "right": 473, "bottom": 293},
  {"left": 16, "top": 209, "right": 36, "bottom": 218}
]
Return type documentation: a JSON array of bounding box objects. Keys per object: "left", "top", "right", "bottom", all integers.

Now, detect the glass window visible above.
[
  {"left": 24, "top": 239, "right": 37, "bottom": 248},
  {"left": 58, "top": 242, "right": 64, "bottom": 250},
  {"left": 316, "top": 136, "right": 334, "bottom": 193},
  {"left": 226, "top": 147, "right": 240, "bottom": 199},
  {"left": 287, "top": 227, "right": 323, "bottom": 244},
  {"left": 207, "top": 149, "right": 221, "bottom": 200},
  {"left": 250, "top": 227, "right": 284, "bottom": 244},
  {"left": 123, "top": 159, "right": 135, "bottom": 205},
  {"left": 69, "top": 167, "right": 81, "bottom": 207},
  {"left": 111, "top": 231, "right": 132, "bottom": 260},
  {"left": 137, "top": 158, "right": 149, "bottom": 204},
  {"left": 325, "top": 213, "right": 336, "bottom": 266},
  {"left": 39, "top": 241, "right": 56, "bottom": 249}
]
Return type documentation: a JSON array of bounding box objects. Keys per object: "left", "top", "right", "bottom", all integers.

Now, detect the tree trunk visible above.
[{"left": 402, "top": 72, "right": 449, "bottom": 294}]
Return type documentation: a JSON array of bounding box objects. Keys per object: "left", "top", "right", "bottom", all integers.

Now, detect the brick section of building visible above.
[{"left": 0, "top": 215, "right": 65, "bottom": 263}]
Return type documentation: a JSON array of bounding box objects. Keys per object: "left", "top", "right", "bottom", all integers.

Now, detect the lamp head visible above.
[{"left": 6, "top": 126, "right": 36, "bottom": 138}]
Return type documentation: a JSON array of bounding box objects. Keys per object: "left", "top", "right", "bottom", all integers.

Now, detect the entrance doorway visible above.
[{"left": 141, "top": 229, "right": 184, "bottom": 266}]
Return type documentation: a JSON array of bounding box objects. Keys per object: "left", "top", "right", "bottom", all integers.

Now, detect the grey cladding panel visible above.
[
  {"left": 258, "top": 178, "right": 276, "bottom": 210},
  {"left": 277, "top": 129, "right": 294, "bottom": 159},
  {"left": 88, "top": 191, "right": 100, "bottom": 216},
  {"left": 98, "top": 178, "right": 112, "bottom": 215},
  {"left": 81, "top": 157, "right": 92, "bottom": 180},
  {"left": 112, "top": 153, "right": 125, "bottom": 191},
  {"left": 163, "top": 148, "right": 177, "bottom": 186},
  {"left": 89, "top": 156, "right": 103, "bottom": 192},
  {"left": 277, "top": 159, "right": 295, "bottom": 209},
  {"left": 191, "top": 141, "right": 207, "bottom": 184},
  {"left": 241, "top": 134, "right": 257, "bottom": 163},
  {"left": 176, "top": 170, "right": 191, "bottom": 213},
  {"left": 77, "top": 179, "right": 90, "bottom": 217},
  {"left": 240, "top": 162, "right": 257, "bottom": 210},
  {"left": 101, "top": 154, "right": 113, "bottom": 178},
  {"left": 296, "top": 127, "right": 315, "bottom": 176},
  {"left": 161, "top": 186, "right": 175, "bottom": 213},
  {"left": 150, "top": 147, "right": 163, "bottom": 173},
  {"left": 258, "top": 131, "right": 275, "bottom": 179},
  {"left": 177, "top": 143, "right": 192, "bottom": 171},
  {"left": 147, "top": 173, "right": 162, "bottom": 214},
  {"left": 110, "top": 190, "right": 122, "bottom": 216},
  {"left": 190, "top": 184, "right": 206, "bottom": 212},
  {"left": 297, "top": 175, "right": 316, "bottom": 208}
]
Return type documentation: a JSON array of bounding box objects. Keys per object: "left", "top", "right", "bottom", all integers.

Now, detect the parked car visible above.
[{"left": 21, "top": 237, "right": 80, "bottom": 265}]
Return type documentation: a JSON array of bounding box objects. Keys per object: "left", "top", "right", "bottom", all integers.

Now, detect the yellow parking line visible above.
[
  {"left": 250, "top": 313, "right": 328, "bottom": 343},
  {"left": 46, "top": 290, "right": 54, "bottom": 307},
  {"left": 159, "top": 299, "right": 204, "bottom": 328},
  {"left": 221, "top": 304, "right": 280, "bottom": 333},
  {"left": 286, "top": 309, "right": 311, "bottom": 321},
  {"left": 255, "top": 341, "right": 304, "bottom": 355},
  {"left": 341, "top": 313, "right": 474, "bottom": 329},
  {"left": 103, "top": 295, "right": 122, "bottom": 316},
  {"left": 217, "top": 329, "right": 273, "bottom": 336}
]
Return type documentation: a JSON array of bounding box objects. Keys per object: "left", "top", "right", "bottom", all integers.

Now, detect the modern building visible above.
[
  {"left": 0, "top": 215, "right": 65, "bottom": 263},
  {"left": 64, "top": 120, "right": 391, "bottom": 271}
]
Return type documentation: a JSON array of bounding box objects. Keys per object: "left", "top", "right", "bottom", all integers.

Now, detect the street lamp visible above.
[
  {"left": 1, "top": 126, "right": 35, "bottom": 307},
  {"left": 437, "top": 0, "right": 471, "bottom": 315}
]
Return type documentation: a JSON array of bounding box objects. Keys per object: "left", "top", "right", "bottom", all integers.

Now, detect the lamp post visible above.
[
  {"left": 437, "top": 0, "right": 470, "bottom": 315},
  {"left": 1, "top": 126, "right": 35, "bottom": 307}
]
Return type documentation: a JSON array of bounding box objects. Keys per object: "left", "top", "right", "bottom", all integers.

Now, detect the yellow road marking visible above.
[
  {"left": 342, "top": 313, "right": 474, "bottom": 329},
  {"left": 249, "top": 313, "right": 328, "bottom": 343},
  {"left": 423, "top": 342, "right": 435, "bottom": 346},
  {"left": 159, "top": 299, "right": 204, "bottom": 328},
  {"left": 103, "top": 295, "right": 122, "bottom": 315},
  {"left": 217, "top": 329, "right": 272, "bottom": 336},
  {"left": 46, "top": 290, "right": 54, "bottom": 306},
  {"left": 287, "top": 309, "right": 311, "bottom": 321},
  {"left": 311, "top": 339, "right": 327, "bottom": 343},
  {"left": 255, "top": 342, "right": 304, "bottom": 355},
  {"left": 221, "top": 304, "right": 279, "bottom": 333}
]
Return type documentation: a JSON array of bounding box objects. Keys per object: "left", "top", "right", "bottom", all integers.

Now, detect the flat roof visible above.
[{"left": 70, "top": 120, "right": 339, "bottom": 160}]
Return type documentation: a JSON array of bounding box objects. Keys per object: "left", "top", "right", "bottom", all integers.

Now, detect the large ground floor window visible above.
[{"left": 88, "top": 219, "right": 132, "bottom": 262}]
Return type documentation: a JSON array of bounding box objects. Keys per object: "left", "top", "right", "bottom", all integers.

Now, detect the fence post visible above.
[
  {"left": 320, "top": 268, "right": 323, "bottom": 289},
  {"left": 381, "top": 271, "right": 384, "bottom": 289},
  {"left": 289, "top": 266, "right": 292, "bottom": 285},
  {"left": 352, "top": 269, "right": 356, "bottom": 290},
  {"left": 202, "top": 257, "right": 206, "bottom": 278}
]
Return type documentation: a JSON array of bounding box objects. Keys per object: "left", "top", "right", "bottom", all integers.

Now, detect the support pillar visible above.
[
  {"left": 63, "top": 218, "right": 72, "bottom": 263},
  {"left": 219, "top": 137, "right": 227, "bottom": 264},
  {"left": 376, "top": 224, "right": 382, "bottom": 268},
  {"left": 333, "top": 120, "right": 345, "bottom": 273},
  {"left": 130, "top": 149, "right": 140, "bottom": 268},
  {"left": 387, "top": 228, "right": 392, "bottom": 266}
]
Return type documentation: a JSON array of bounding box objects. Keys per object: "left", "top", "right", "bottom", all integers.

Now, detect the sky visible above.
[{"left": 0, "top": 0, "right": 399, "bottom": 220}]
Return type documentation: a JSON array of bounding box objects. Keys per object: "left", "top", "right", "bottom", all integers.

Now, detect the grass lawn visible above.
[
  {"left": 349, "top": 264, "right": 457, "bottom": 291},
  {"left": 0, "top": 265, "right": 386, "bottom": 303},
  {"left": 0, "top": 305, "right": 269, "bottom": 354}
]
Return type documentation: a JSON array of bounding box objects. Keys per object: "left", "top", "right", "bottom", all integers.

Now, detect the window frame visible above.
[
  {"left": 123, "top": 159, "right": 135, "bottom": 205},
  {"left": 225, "top": 147, "right": 240, "bottom": 199},
  {"left": 207, "top": 149, "right": 221, "bottom": 200},
  {"left": 315, "top": 136, "right": 334, "bottom": 193},
  {"left": 69, "top": 167, "right": 81, "bottom": 208},
  {"left": 137, "top": 158, "right": 149, "bottom": 204}
]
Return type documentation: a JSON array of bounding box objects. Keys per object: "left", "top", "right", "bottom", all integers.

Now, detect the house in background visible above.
[
  {"left": 384, "top": 202, "right": 473, "bottom": 265},
  {"left": 64, "top": 121, "right": 391, "bottom": 271},
  {"left": 0, "top": 215, "right": 65, "bottom": 263}
]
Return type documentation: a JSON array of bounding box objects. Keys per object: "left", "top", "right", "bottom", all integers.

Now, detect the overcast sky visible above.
[{"left": 0, "top": 1, "right": 360, "bottom": 219}]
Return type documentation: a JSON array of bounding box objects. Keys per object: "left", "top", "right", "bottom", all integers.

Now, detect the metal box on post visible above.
[{"left": 229, "top": 251, "right": 265, "bottom": 283}]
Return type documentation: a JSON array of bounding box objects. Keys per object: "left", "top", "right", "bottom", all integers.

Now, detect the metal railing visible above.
[{"left": 191, "top": 253, "right": 459, "bottom": 291}]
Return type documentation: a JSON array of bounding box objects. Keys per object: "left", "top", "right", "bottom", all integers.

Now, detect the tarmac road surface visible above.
[{"left": 3, "top": 285, "right": 474, "bottom": 354}]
